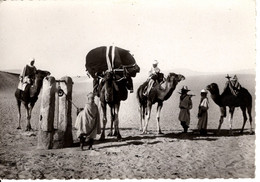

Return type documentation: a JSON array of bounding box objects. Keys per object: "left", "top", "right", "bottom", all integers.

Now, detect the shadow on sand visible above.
[{"left": 72, "top": 128, "right": 254, "bottom": 149}]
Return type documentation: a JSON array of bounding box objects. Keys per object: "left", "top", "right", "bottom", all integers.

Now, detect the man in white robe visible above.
[
  {"left": 197, "top": 89, "right": 209, "bottom": 135},
  {"left": 143, "top": 60, "right": 161, "bottom": 96},
  {"left": 75, "top": 92, "right": 101, "bottom": 150}
]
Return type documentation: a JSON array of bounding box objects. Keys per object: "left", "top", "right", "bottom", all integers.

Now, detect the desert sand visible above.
[{"left": 0, "top": 71, "right": 255, "bottom": 179}]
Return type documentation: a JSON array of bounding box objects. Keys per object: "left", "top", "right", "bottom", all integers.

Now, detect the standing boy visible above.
[{"left": 197, "top": 89, "right": 209, "bottom": 135}]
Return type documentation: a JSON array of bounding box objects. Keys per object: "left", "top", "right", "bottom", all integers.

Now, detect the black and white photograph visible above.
[{"left": 0, "top": 0, "right": 257, "bottom": 180}]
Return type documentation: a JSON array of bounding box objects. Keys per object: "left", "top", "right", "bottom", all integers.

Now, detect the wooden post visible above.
[
  {"left": 37, "top": 76, "right": 56, "bottom": 149},
  {"left": 53, "top": 76, "right": 73, "bottom": 148}
]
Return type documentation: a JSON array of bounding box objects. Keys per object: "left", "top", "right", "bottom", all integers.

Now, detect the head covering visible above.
[
  {"left": 181, "top": 86, "right": 190, "bottom": 92},
  {"left": 233, "top": 75, "right": 238, "bottom": 80},
  {"left": 201, "top": 89, "right": 208, "bottom": 94},
  {"left": 30, "top": 58, "right": 35, "bottom": 65},
  {"left": 153, "top": 60, "right": 158, "bottom": 65}
]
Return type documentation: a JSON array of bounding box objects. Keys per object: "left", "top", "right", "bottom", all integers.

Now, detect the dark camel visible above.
[
  {"left": 206, "top": 83, "right": 253, "bottom": 135},
  {"left": 15, "top": 70, "right": 50, "bottom": 131},
  {"left": 137, "top": 72, "right": 185, "bottom": 134},
  {"left": 99, "top": 71, "right": 129, "bottom": 140},
  {"left": 85, "top": 46, "right": 140, "bottom": 140}
]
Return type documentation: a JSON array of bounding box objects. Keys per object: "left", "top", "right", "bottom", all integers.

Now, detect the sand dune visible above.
[
  {"left": 0, "top": 71, "right": 19, "bottom": 91},
  {"left": 0, "top": 71, "right": 255, "bottom": 179}
]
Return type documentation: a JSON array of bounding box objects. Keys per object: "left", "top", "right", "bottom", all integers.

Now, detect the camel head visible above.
[
  {"left": 35, "top": 70, "right": 51, "bottom": 79},
  {"left": 164, "top": 73, "right": 185, "bottom": 90},
  {"left": 124, "top": 64, "right": 140, "bottom": 78},
  {"left": 103, "top": 70, "right": 113, "bottom": 81},
  {"left": 206, "top": 83, "right": 220, "bottom": 96},
  {"left": 167, "top": 73, "right": 185, "bottom": 83}
]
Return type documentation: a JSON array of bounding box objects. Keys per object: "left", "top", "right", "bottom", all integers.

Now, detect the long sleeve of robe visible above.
[{"left": 74, "top": 102, "right": 101, "bottom": 139}]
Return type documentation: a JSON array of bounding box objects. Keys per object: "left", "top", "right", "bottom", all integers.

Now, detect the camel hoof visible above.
[
  {"left": 107, "top": 132, "right": 113, "bottom": 137},
  {"left": 26, "top": 125, "right": 32, "bottom": 131},
  {"left": 26, "top": 128, "right": 32, "bottom": 132},
  {"left": 113, "top": 130, "right": 120, "bottom": 137},
  {"left": 250, "top": 131, "right": 255, "bottom": 135},
  {"left": 142, "top": 131, "right": 149, "bottom": 135},
  {"left": 80, "top": 143, "right": 84, "bottom": 151},
  {"left": 214, "top": 132, "right": 219, "bottom": 136},
  {"left": 17, "top": 126, "right": 21, "bottom": 130},
  {"left": 99, "top": 133, "right": 105, "bottom": 141},
  {"left": 117, "top": 133, "right": 122, "bottom": 140},
  {"left": 99, "top": 137, "right": 105, "bottom": 141},
  {"left": 99, "top": 138, "right": 105, "bottom": 142},
  {"left": 158, "top": 132, "right": 164, "bottom": 135}
]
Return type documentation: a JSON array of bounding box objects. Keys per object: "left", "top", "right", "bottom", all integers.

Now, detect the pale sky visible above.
[{"left": 0, "top": 0, "right": 256, "bottom": 78}]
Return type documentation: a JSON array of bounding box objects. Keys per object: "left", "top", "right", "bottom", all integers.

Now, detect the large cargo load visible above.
[{"left": 85, "top": 46, "right": 139, "bottom": 78}]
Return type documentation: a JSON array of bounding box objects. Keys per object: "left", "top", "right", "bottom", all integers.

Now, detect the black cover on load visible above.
[{"left": 85, "top": 46, "right": 138, "bottom": 78}]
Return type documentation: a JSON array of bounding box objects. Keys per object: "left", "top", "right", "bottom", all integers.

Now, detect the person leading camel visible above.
[
  {"left": 143, "top": 60, "right": 161, "bottom": 96},
  {"left": 197, "top": 89, "right": 209, "bottom": 135},
  {"left": 75, "top": 92, "right": 101, "bottom": 150},
  {"left": 178, "top": 86, "right": 193, "bottom": 133}
]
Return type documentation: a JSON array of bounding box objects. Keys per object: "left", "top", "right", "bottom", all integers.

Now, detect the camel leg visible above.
[
  {"left": 139, "top": 104, "right": 146, "bottom": 131},
  {"left": 100, "top": 103, "right": 107, "bottom": 141},
  {"left": 142, "top": 102, "right": 152, "bottom": 134},
  {"left": 108, "top": 106, "right": 114, "bottom": 136},
  {"left": 16, "top": 100, "right": 22, "bottom": 129},
  {"left": 240, "top": 106, "right": 248, "bottom": 134},
  {"left": 139, "top": 105, "right": 143, "bottom": 131},
  {"left": 247, "top": 106, "right": 254, "bottom": 135},
  {"left": 228, "top": 107, "right": 235, "bottom": 135},
  {"left": 217, "top": 116, "right": 224, "bottom": 135},
  {"left": 113, "top": 104, "right": 121, "bottom": 140},
  {"left": 217, "top": 107, "right": 226, "bottom": 135},
  {"left": 25, "top": 104, "right": 32, "bottom": 131},
  {"left": 156, "top": 102, "right": 163, "bottom": 134}
]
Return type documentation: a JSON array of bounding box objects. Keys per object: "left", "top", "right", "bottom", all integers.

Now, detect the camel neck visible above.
[
  {"left": 32, "top": 77, "right": 43, "bottom": 96},
  {"left": 210, "top": 93, "right": 222, "bottom": 106},
  {"left": 158, "top": 79, "right": 176, "bottom": 100}
]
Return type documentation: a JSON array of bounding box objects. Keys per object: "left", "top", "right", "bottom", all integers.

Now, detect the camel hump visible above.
[
  {"left": 224, "top": 80, "right": 242, "bottom": 96},
  {"left": 85, "top": 46, "right": 139, "bottom": 78}
]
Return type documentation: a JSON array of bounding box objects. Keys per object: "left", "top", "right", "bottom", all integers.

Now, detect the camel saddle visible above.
[
  {"left": 18, "top": 81, "right": 28, "bottom": 91},
  {"left": 224, "top": 80, "right": 241, "bottom": 96}
]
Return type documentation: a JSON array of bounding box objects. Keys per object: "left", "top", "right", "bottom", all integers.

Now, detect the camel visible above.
[
  {"left": 85, "top": 46, "right": 140, "bottom": 140},
  {"left": 14, "top": 70, "right": 50, "bottom": 131},
  {"left": 137, "top": 72, "right": 185, "bottom": 134},
  {"left": 206, "top": 83, "right": 253, "bottom": 135},
  {"left": 98, "top": 71, "right": 129, "bottom": 140}
]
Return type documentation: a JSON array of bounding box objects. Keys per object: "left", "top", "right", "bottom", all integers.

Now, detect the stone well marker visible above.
[
  {"left": 37, "top": 76, "right": 56, "bottom": 149},
  {"left": 53, "top": 76, "right": 73, "bottom": 148}
]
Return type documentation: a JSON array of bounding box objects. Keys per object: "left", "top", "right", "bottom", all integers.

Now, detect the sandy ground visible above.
[{"left": 0, "top": 71, "right": 256, "bottom": 179}]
